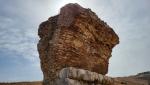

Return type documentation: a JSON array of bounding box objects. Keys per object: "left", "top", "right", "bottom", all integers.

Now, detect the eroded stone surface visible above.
[
  {"left": 57, "top": 67, "right": 114, "bottom": 85},
  {"left": 37, "top": 3, "right": 119, "bottom": 85}
]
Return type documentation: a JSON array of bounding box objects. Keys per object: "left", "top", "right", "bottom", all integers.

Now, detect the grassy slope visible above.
[{"left": 0, "top": 81, "right": 42, "bottom": 85}]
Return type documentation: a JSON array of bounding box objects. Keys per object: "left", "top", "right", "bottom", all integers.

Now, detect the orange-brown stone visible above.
[{"left": 37, "top": 3, "right": 119, "bottom": 85}]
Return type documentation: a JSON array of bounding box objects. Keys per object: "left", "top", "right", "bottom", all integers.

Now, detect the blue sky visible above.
[{"left": 0, "top": 0, "right": 150, "bottom": 82}]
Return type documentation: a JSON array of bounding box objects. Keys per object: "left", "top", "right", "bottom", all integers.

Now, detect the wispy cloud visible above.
[
  {"left": 104, "top": 0, "right": 150, "bottom": 76},
  {"left": 0, "top": 0, "right": 44, "bottom": 81},
  {"left": 0, "top": 14, "right": 37, "bottom": 61}
]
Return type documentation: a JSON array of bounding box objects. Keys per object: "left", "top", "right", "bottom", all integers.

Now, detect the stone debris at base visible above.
[{"left": 57, "top": 67, "right": 114, "bottom": 85}]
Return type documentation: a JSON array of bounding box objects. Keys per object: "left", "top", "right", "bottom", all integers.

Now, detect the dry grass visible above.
[
  {"left": 0, "top": 76, "right": 149, "bottom": 85},
  {"left": 115, "top": 77, "right": 149, "bottom": 85},
  {"left": 0, "top": 81, "right": 42, "bottom": 85}
]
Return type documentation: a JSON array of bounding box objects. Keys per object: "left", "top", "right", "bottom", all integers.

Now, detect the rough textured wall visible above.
[{"left": 37, "top": 3, "right": 119, "bottom": 85}]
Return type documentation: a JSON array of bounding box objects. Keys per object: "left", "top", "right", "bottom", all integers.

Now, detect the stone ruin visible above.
[{"left": 37, "top": 3, "right": 119, "bottom": 85}]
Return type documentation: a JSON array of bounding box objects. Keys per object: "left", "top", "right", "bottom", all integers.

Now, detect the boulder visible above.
[{"left": 37, "top": 3, "right": 119, "bottom": 85}]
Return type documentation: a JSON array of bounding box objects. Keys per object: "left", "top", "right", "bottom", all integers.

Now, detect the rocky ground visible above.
[
  {"left": 115, "top": 71, "right": 150, "bottom": 85},
  {"left": 0, "top": 71, "right": 149, "bottom": 85}
]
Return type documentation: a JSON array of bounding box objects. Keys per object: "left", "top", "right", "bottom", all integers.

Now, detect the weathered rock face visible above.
[
  {"left": 37, "top": 3, "right": 119, "bottom": 85},
  {"left": 57, "top": 67, "right": 115, "bottom": 85}
]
